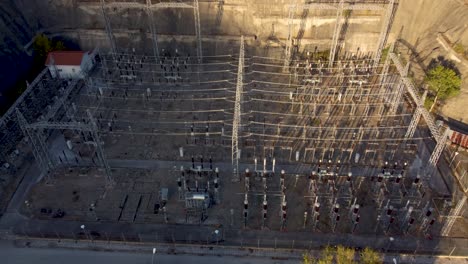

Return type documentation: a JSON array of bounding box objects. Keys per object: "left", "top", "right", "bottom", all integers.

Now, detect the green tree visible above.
[
  {"left": 54, "top": 40, "right": 66, "bottom": 51},
  {"left": 360, "top": 247, "right": 382, "bottom": 264},
  {"left": 425, "top": 65, "right": 461, "bottom": 112},
  {"left": 424, "top": 96, "right": 435, "bottom": 111},
  {"left": 336, "top": 246, "right": 355, "bottom": 264},
  {"left": 32, "top": 34, "right": 53, "bottom": 58},
  {"left": 32, "top": 34, "right": 67, "bottom": 59},
  {"left": 316, "top": 246, "right": 335, "bottom": 264},
  {"left": 302, "top": 252, "right": 314, "bottom": 264}
]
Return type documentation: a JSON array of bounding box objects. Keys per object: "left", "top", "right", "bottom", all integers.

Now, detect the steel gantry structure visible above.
[
  {"left": 440, "top": 196, "right": 467, "bottom": 236},
  {"left": 1, "top": 68, "right": 65, "bottom": 166},
  {"left": 389, "top": 52, "right": 441, "bottom": 141},
  {"left": 19, "top": 110, "right": 114, "bottom": 185},
  {"left": 388, "top": 51, "right": 448, "bottom": 184},
  {"left": 373, "top": 0, "right": 395, "bottom": 69},
  {"left": 232, "top": 36, "right": 245, "bottom": 182},
  {"left": 16, "top": 109, "right": 54, "bottom": 176},
  {"left": 100, "top": 0, "right": 202, "bottom": 62},
  {"left": 283, "top": 0, "right": 394, "bottom": 69},
  {"left": 405, "top": 90, "right": 427, "bottom": 139}
]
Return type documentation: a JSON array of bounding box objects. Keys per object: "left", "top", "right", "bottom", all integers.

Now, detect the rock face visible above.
[
  {"left": 11, "top": 0, "right": 385, "bottom": 53},
  {"left": 1, "top": 0, "right": 468, "bottom": 120},
  {"left": 392, "top": 0, "right": 468, "bottom": 122},
  {"left": 0, "top": 0, "right": 35, "bottom": 104}
]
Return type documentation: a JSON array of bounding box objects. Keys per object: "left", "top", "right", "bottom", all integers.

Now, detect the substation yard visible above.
[{"left": 19, "top": 45, "right": 462, "bottom": 238}]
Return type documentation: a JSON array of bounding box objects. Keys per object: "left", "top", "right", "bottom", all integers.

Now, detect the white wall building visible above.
[{"left": 45, "top": 51, "right": 94, "bottom": 79}]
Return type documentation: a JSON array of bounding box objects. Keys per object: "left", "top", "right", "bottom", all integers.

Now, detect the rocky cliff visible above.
[
  {"left": 392, "top": 0, "right": 468, "bottom": 122},
  {"left": 0, "top": 0, "right": 35, "bottom": 109},
  {"left": 1, "top": 0, "right": 468, "bottom": 120}
]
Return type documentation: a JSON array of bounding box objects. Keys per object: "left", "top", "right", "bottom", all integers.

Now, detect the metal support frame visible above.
[
  {"left": 379, "top": 42, "right": 394, "bottom": 89},
  {"left": 296, "top": 1, "right": 310, "bottom": 51},
  {"left": 193, "top": 0, "right": 203, "bottom": 63},
  {"left": 26, "top": 112, "right": 113, "bottom": 184},
  {"left": 146, "top": 0, "right": 159, "bottom": 60},
  {"left": 0, "top": 68, "right": 55, "bottom": 164},
  {"left": 43, "top": 79, "right": 79, "bottom": 122},
  {"left": 105, "top": 2, "right": 193, "bottom": 9},
  {"left": 405, "top": 109, "right": 421, "bottom": 139},
  {"left": 101, "top": 0, "right": 117, "bottom": 56},
  {"left": 373, "top": 0, "right": 395, "bottom": 69},
  {"left": 28, "top": 121, "right": 91, "bottom": 131},
  {"left": 328, "top": 0, "right": 344, "bottom": 68},
  {"left": 390, "top": 62, "right": 408, "bottom": 114},
  {"left": 283, "top": 6, "right": 295, "bottom": 69},
  {"left": 87, "top": 110, "right": 113, "bottom": 184},
  {"left": 440, "top": 196, "right": 467, "bottom": 236},
  {"left": 16, "top": 109, "right": 54, "bottom": 175},
  {"left": 232, "top": 36, "right": 245, "bottom": 182},
  {"left": 389, "top": 53, "right": 441, "bottom": 140},
  {"left": 0, "top": 68, "right": 49, "bottom": 127},
  {"left": 284, "top": 2, "right": 385, "bottom": 70},
  {"left": 100, "top": 0, "right": 202, "bottom": 62},
  {"left": 289, "top": 3, "right": 385, "bottom": 12},
  {"left": 389, "top": 82, "right": 401, "bottom": 114},
  {"left": 405, "top": 90, "right": 427, "bottom": 139},
  {"left": 428, "top": 128, "right": 450, "bottom": 167}
]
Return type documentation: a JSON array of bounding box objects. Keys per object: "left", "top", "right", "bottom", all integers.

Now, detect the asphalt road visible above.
[{"left": 0, "top": 240, "right": 294, "bottom": 264}]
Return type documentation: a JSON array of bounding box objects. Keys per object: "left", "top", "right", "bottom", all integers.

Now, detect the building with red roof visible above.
[{"left": 45, "top": 51, "right": 94, "bottom": 79}]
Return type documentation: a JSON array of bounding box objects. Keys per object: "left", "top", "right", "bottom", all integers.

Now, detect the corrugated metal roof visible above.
[
  {"left": 450, "top": 131, "right": 468, "bottom": 149},
  {"left": 45, "top": 51, "right": 86, "bottom": 66}
]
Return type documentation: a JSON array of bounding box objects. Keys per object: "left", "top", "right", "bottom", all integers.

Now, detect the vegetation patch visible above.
[
  {"left": 424, "top": 56, "right": 462, "bottom": 112},
  {"left": 302, "top": 246, "right": 382, "bottom": 264}
]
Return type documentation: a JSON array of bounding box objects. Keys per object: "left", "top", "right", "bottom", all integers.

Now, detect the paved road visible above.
[
  {"left": 0, "top": 240, "right": 292, "bottom": 264},
  {"left": 2, "top": 239, "right": 468, "bottom": 264}
]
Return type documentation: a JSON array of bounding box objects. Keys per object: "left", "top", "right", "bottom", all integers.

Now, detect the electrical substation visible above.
[{"left": 0, "top": 0, "right": 467, "bottom": 248}]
